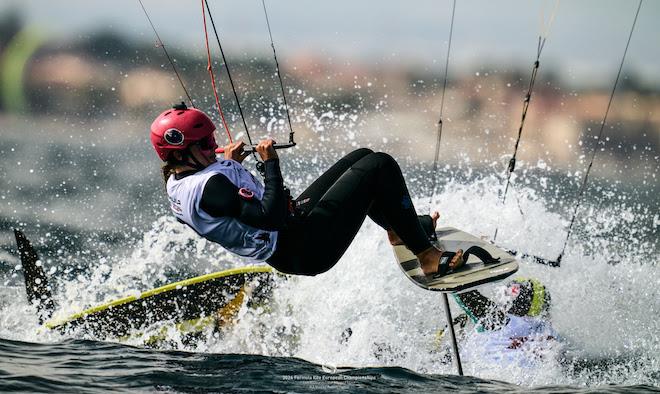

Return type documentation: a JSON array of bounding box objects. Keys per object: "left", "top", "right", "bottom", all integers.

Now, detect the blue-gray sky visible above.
[{"left": 2, "top": 0, "right": 659, "bottom": 87}]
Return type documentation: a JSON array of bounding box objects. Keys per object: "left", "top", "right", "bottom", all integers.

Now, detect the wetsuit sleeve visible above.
[
  {"left": 454, "top": 291, "right": 509, "bottom": 330},
  {"left": 200, "top": 159, "right": 288, "bottom": 230}
]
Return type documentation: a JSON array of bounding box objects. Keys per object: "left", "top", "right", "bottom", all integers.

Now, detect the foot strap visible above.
[
  {"left": 435, "top": 246, "right": 499, "bottom": 278},
  {"left": 437, "top": 251, "right": 457, "bottom": 276},
  {"left": 462, "top": 246, "right": 500, "bottom": 265}
]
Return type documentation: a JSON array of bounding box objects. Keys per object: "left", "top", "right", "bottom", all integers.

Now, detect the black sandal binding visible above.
[
  {"left": 435, "top": 251, "right": 458, "bottom": 277},
  {"left": 432, "top": 246, "right": 500, "bottom": 279},
  {"left": 411, "top": 251, "right": 461, "bottom": 284},
  {"left": 462, "top": 246, "right": 500, "bottom": 265}
]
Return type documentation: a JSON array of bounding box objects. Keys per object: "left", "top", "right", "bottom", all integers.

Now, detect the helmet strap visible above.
[
  {"left": 188, "top": 153, "right": 207, "bottom": 171},
  {"left": 181, "top": 149, "right": 208, "bottom": 171},
  {"left": 167, "top": 149, "right": 206, "bottom": 172}
]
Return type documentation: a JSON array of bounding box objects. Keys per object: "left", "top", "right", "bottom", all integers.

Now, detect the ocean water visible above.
[
  {"left": 0, "top": 113, "right": 658, "bottom": 392},
  {"left": 1, "top": 339, "right": 658, "bottom": 393}
]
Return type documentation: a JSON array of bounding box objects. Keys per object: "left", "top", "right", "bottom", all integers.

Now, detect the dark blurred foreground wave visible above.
[{"left": 0, "top": 338, "right": 658, "bottom": 394}]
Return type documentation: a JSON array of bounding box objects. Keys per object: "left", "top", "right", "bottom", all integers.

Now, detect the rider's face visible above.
[
  {"left": 190, "top": 136, "right": 218, "bottom": 165},
  {"left": 493, "top": 282, "right": 522, "bottom": 307}
]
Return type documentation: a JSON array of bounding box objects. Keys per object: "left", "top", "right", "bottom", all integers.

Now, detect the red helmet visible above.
[{"left": 150, "top": 103, "right": 217, "bottom": 161}]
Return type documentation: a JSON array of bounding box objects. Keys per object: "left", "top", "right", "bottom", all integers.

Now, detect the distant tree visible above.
[
  {"left": 0, "top": 10, "right": 25, "bottom": 112},
  {"left": 618, "top": 71, "right": 646, "bottom": 94},
  {"left": 0, "top": 9, "right": 22, "bottom": 51},
  {"left": 74, "top": 30, "right": 137, "bottom": 62}
]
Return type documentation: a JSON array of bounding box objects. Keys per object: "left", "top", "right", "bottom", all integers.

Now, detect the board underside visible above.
[
  {"left": 394, "top": 227, "right": 518, "bottom": 292},
  {"left": 45, "top": 265, "right": 276, "bottom": 338}
]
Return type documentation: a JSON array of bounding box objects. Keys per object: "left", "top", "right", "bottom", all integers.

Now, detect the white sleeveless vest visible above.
[{"left": 166, "top": 160, "right": 278, "bottom": 261}]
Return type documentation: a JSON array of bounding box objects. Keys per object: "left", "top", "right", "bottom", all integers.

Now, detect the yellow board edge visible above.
[
  {"left": 128, "top": 285, "right": 248, "bottom": 345},
  {"left": 45, "top": 265, "right": 274, "bottom": 329}
]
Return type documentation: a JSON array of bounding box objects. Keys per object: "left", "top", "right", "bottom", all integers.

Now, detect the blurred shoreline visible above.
[
  {"left": 0, "top": 11, "right": 657, "bottom": 236},
  {"left": 0, "top": 18, "right": 656, "bottom": 182}
]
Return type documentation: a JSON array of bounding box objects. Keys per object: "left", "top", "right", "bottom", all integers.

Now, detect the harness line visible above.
[
  {"left": 137, "top": 0, "right": 195, "bottom": 108},
  {"left": 429, "top": 0, "right": 457, "bottom": 208},
  {"left": 554, "top": 0, "right": 643, "bottom": 265},
  {"left": 203, "top": 0, "right": 252, "bottom": 144},
  {"left": 203, "top": 0, "right": 261, "bottom": 165},
  {"left": 493, "top": 0, "right": 559, "bottom": 242},
  {"left": 261, "top": 0, "right": 295, "bottom": 144},
  {"left": 201, "top": 0, "right": 233, "bottom": 143}
]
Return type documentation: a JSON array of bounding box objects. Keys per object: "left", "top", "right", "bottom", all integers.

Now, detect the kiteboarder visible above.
[
  {"left": 453, "top": 278, "right": 553, "bottom": 330},
  {"left": 150, "top": 103, "right": 464, "bottom": 277},
  {"left": 441, "top": 278, "right": 559, "bottom": 364}
]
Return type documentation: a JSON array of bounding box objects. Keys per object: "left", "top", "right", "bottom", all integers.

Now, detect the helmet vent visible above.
[
  {"left": 164, "top": 111, "right": 172, "bottom": 116},
  {"left": 193, "top": 123, "right": 203, "bottom": 128},
  {"left": 177, "top": 111, "right": 184, "bottom": 115}
]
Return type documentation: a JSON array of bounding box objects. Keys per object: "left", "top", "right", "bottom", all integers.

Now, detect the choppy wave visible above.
[
  {"left": 1, "top": 171, "right": 658, "bottom": 389},
  {"left": 1, "top": 338, "right": 658, "bottom": 393}
]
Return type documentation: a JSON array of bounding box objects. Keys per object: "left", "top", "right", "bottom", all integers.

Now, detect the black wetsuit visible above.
[
  {"left": 197, "top": 148, "right": 433, "bottom": 276},
  {"left": 454, "top": 291, "right": 509, "bottom": 330}
]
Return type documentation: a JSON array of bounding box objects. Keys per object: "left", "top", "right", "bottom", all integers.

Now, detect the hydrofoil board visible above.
[{"left": 394, "top": 227, "right": 518, "bottom": 292}]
